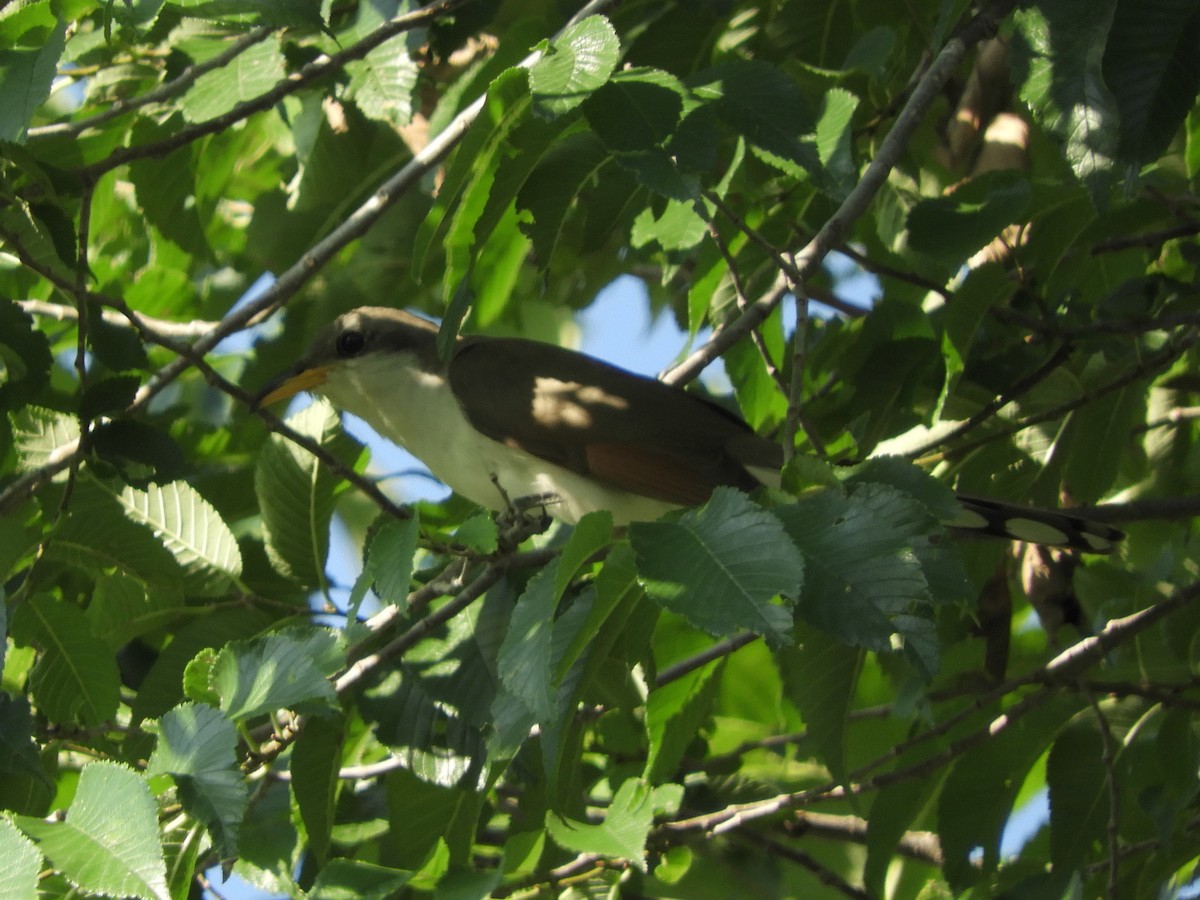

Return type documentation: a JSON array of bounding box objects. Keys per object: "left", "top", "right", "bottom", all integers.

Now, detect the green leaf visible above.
[
  {"left": 181, "top": 35, "right": 285, "bottom": 122},
  {"left": 529, "top": 15, "right": 621, "bottom": 119},
  {"left": 291, "top": 711, "right": 345, "bottom": 863},
  {"left": 842, "top": 457, "right": 963, "bottom": 524},
  {"left": 10, "top": 406, "right": 79, "bottom": 473},
  {"left": 130, "top": 606, "right": 276, "bottom": 725},
  {"left": 0, "top": 301, "right": 51, "bottom": 411},
  {"left": 10, "top": 594, "right": 120, "bottom": 726},
  {"left": 0, "top": 694, "right": 53, "bottom": 816},
  {"left": 906, "top": 170, "right": 1031, "bottom": 273},
  {"left": 1057, "top": 385, "right": 1146, "bottom": 502},
  {"left": 86, "top": 572, "right": 183, "bottom": 650},
  {"left": 545, "top": 777, "right": 653, "bottom": 871},
  {"left": 630, "top": 488, "right": 803, "bottom": 643},
  {"left": 644, "top": 620, "right": 721, "bottom": 783},
  {"left": 45, "top": 480, "right": 185, "bottom": 596},
  {"left": 497, "top": 564, "right": 559, "bottom": 723},
  {"left": 938, "top": 699, "right": 1079, "bottom": 891},
  {"left": 79, "top": 375, "right": 140, "bottom": 421},
  {"left": 384, "top": 769, "right": 476, "bottom": 870},
  {"left": 1013, "top": 2, "right": 1120, "bottom": 200},
  {"left": 255, "top": 399, "right": 362, "bottom": 588},
  {"left": 815, "top": 87, "right": 858, "bottom": 196},
  {"left": 630, "top": 196, "right": 707, "bottom": 250},
  {"left": 775, "top": 484, "right": 939, "bottom": 676},
  {"left": 583, "top": 67, "right": 686, "bottom": 152},
  {"left": 0, "top": 814, "right": 42, "bottom": 900},
  {"left": 779, "top": 626, "right": 862, "bottom": 787},
  {"left": 517, "top": 131, "right": 613, "bottom": 267},
  {"left": 0, "top": 16, "right": 65, "bottom": 141},
  {"left": 306, "top": 859, "right": 412, "bottom": 900},
  {"left": 174, "top": 0, "right": 323, "bottom": 26},
  {"left": 555, "top": 510, "right": 613, "bottom": 599},
  {"left": 212, "top": 627, "right": 342, "bottom": 721},
  {"left": 147, "top": 702, "right": 248, "bottom": 860},
  {"left": 366, "top": 514, "right": 420, "bottom": 608},
  {"left": 690, "top": 59, "right": 819, "bottom": 178},
  {"left": 1047, "top": 715, "right": 1108, "bottom": 872},
  {"left": 1102, "top": 0, "right": 1200, "bottom": 165},
  {"left": 451, "top": 510, "right": 498, "bottom": 555},
  {"left": 413, "top": 66, "right": 532, "bottom": 279},
  {"left": 15, "top": 761, "right": 168, "bottom": 900},
  {"left": 346, "top": 32, "right": 420, "bottom": 127},
  {"left": 0, "top": 515, "right": 37, "bottom": 584},
  {"left": 114, "top": 480, "right": 243, "bottom": 596}
]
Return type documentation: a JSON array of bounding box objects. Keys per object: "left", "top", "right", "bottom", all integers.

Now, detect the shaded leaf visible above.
[
  {"left": 255, "top": 399, "right": 362, "bottom": 588},
  {"left": 630, "top": 488, "right": 802, "bottom": 643},
  {"left": 10, "top": 594, "right": 120, "bottom": 726},
  {"left": 147, "top": 702, "right": 248, "bottom": 860},
  {"left": 366, "top": 513, "right": 420, "bottom": 608},
  {"left": 211, "top": 628, "right": 342, "bottom": 722}
]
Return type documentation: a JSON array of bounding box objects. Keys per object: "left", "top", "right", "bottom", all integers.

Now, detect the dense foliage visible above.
[{"left": 2, "top": 0, "right": 1200, "bottom": 896}]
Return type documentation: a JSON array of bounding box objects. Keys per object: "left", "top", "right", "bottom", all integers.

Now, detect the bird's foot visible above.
[{"left": 491, "top": 475, "right": 556, "bottom": 548}]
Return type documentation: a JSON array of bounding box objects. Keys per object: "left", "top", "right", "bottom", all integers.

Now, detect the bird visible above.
[{"left": 255, "top": 306, "right": 1124, "bottom": 552}]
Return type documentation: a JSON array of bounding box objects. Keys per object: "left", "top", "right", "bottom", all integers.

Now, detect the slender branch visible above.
[
  {"left": 938, "top": 328, "right": 1198, "bottom": 463},
  {"left": 75, "top": 1, "right": 468, "bottom": 179},
  {"left": 654, "top": 632, "right": 758, "bottom": 687},
  {"left": 657, "top": 581, "right": 1200, "bottom": 839},
  {"left": 784, "top": 811, "right": 943, "bottom": 866},
  {"left": 28, "top": 26, "right": 274, "bottom": 140},
  {"left": 1064, "top": 494, "right": 1200, "bottom": 525},
  {"left": 0, "top": 0, "right": 617, "bottom": 518},
  {"left": 994, "top": 304, "right": 1200, "bottom": 339},
  {"left": 1084, "top": 689, "right": 1120, "bottom": 899},
  {"left": 1140, "top": 405, "right": 1200, "bottom": 432},
  {"left": 739, "top": 832, "right": 870, "bottom": 899},
  {"left": 664, "top": 0, "right": 1018, "bottom": 386},
  {"left": 1090, "top": 221, "right": 1200, "bottom": 255},
  {"left": 18, "top": 298, "right": 218, "bottom": 338},
  {"left": 835, "top": 242, "right": 949, "bottom": 302},
  {"left": 907, "top": 341, "right": 1074, "bottom": 459}
]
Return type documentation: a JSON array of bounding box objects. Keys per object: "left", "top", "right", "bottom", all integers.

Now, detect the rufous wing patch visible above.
[{"left": 584, "top": 443, "right": 716, "bottom": 506}]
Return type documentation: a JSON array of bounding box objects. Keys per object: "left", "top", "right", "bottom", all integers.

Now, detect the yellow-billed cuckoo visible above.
[{"left": 256, "top": 306, "right": 1123, "bottom": 552}]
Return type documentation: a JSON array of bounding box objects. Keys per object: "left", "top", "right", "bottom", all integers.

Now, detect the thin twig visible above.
[
  {"left": 664, "top": 0, "right": 1018, "bottom": 387},
  {"left": 75, "top": 1, "right": 468, "bottom": 179},
  {"left": 1084, "top": 688, "right": 1120, "bottom": 899},
  {"left": 1090, "top": 221, "right": 1200, "bottom": 255},
  {"left": 0, "top": 0, "right": 617, "bottom": 518},
  {"left": 739, "top": 831, "right": 870, "bottom": 899},
  {"left": 654, "top": 632, "right": 758, "bottom": 687},
  {"left": 907, "top": 341, "right": 1073, "bottom": 459},
  {"left": 937, "top": 328, "right": 1198, "bottom": 463},
  {"left": 18, "top": 298, "right": 218, "bottom": 338},
  {"left": 28, "top": 26, "right": 275, "bottom": 139}
]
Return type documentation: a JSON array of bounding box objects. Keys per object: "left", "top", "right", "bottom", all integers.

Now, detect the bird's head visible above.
[{"left": 253, "top": 307, "right": 442, "bottom": 410}]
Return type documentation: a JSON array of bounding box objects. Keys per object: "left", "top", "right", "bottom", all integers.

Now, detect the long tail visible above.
[{"left": 949, "top": 495, "right": 1124, "bottom": 553}]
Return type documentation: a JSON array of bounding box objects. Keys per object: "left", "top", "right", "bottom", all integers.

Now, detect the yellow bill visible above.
[{"left": 254, "top": 365, "right": 332, "bottom": 407}]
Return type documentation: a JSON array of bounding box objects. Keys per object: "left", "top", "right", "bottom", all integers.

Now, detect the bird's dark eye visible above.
[{"left": 336, "top": 330, "right": 366, "bottom": 357}]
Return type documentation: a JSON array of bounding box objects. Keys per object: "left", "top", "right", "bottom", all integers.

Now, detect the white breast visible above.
[{"left": 318, "top": 352, "right": 679, "bottom": 525}]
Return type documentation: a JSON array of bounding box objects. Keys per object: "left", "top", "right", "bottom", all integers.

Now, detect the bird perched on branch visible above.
[{"left": 256, "top": 306, "right": 1123, "bottom": 553}]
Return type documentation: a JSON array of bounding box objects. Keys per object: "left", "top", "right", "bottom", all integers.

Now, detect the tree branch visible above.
[
  {"left": 75, "top": 1, "right": 468, "bottom": 179},
  {"left": 664, "top": 0, "right": 1018, "bottom": 386}
]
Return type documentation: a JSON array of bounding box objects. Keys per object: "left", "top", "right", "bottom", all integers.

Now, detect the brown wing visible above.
[{"left": 447, "top": 337, "right": 777, "bottom": 505}]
